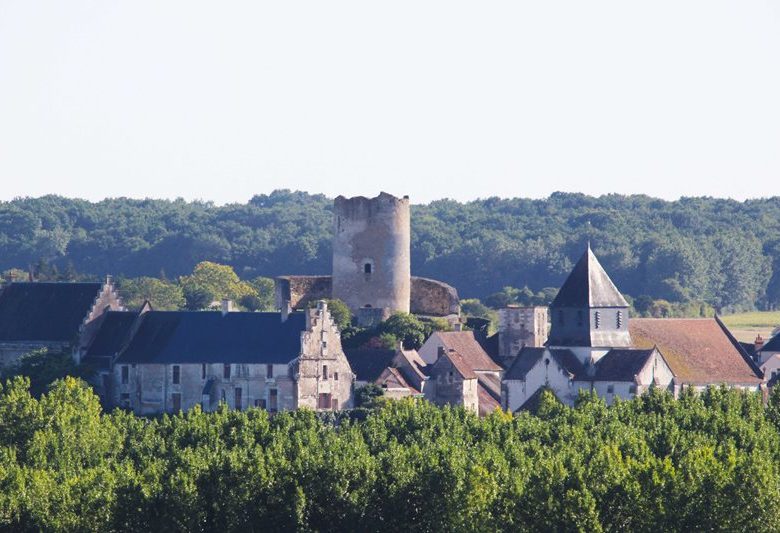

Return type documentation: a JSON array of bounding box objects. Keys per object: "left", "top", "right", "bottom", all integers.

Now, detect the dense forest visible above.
[
  {"left": 1, "top": 377, "right": 780, "bottom": 531},
  {"left": 1, "top": 192, "right": 779, "bottom": 311}
]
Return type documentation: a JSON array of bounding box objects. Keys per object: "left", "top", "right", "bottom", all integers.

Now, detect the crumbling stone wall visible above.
[
  {"left": 275, "top": 275, "right": 333, "bottom": 310},
  {"left": 410, "top": 277, "right": 460, "bottom": 317}
]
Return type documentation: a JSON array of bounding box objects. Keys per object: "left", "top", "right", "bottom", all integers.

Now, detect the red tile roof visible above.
[
  {"left": 434, "top": 331, "right": 503, "bottom": 372},
  {"left": 629, "top": 318, "right": 763, "bottom": 385},
  {"left": 478, "top": 382, "right": 501, "bottom": 416}
]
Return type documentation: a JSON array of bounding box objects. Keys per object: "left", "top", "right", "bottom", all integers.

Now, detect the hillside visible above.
[{"left": 1, "top": 191, "right": 779, "bottom": 310}]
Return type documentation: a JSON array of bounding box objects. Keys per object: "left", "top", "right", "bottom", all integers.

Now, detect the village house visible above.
[
  {"left": 346, "top": 344, "right": 426, "bottom": 400},
  {"left": 502, "top": 245, "right": 765, "bottom": 411},
  {"left": 86, "top": 300, "right": 354, "bottom": 414},
  {"left": 753, "top": 331, "right": 780, "bottom": 383},
  {"left": 0, "top": 277, "right": 124, "bottom": 368}
]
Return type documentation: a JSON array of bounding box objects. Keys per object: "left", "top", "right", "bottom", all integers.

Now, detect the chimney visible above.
[
  {"left": 221, "top": 299, "right": 233, "bottom": 316},
  {"left": 105, "top": 274, "right": 113, "bottom": 287},
  {"left": 453, "top": 322, "right": 463, "bottom": 332},
  {"left": 755, "top": 335, "right": 765, "bottom": 354}
]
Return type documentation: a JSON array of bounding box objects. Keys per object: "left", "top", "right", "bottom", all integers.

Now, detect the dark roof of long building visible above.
[
  {"left": 0, "top": 282, "right": 102, "bottom": 342},
  {"left": 344, "top": 349, "right": 398, "bottom": 382},
  {"left": 85, "top": 311, "right": 138, "bottom": 358},
  {"left": 550, "top": 246, "right": 629, "bottom": 308},
  {"left": 115, "top": 311, "right": 306, "bottom": 364}
]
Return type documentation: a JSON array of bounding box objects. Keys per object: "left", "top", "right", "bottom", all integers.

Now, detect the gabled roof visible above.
[
  {"left": 477, "top": 382, "right": 501, "bottom": 416},
  {"left": 763, "top": 333, "right": 780, "bottom": 353},
  {"left": 345, "top": 349, "right": 397, "bottom": 382},
  {"left": 0, "top": 282, "right": 103, "bottom": 342},
  {"left": 504, "top": 347, "right": 583, "bottom": 380},
  {"left": 435, "top": 350, "right": 478, "bottom": 379},
  {"left": 591, "top": 348, "right": 656, "bottom": 382},
  {"left": 85, "top": 311, "right": 138, "bottom": 358},
  {"left": 377, "top": 367, "right": 418, "bottom": 393},
  {"left": 115, "top": 311, "right": 306, "bottom": 364},
  {"left": 433, "top": 331, "right": 503, "bottom": 372},
  {"left": 550, "top": 246, "right": 629, "bottom": 308},
  {"left": 630, "top": 318, "right": 763, "bottom": 385}
]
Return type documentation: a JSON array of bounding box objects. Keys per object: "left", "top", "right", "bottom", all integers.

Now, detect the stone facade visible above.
[
  {"left": 332, "top": 193, "right": 411, "bottom": 323},
  {"left": 424, "top": 350, "right": 479, "bottom": 413},
  {"left": 293, "top": 302, "right": 354, "bottom": 410},
  {"left": 275, "top": 276, "right": 332, "bottom": 311},
  {"left": 410, "top": 277, "right": 460, "bottom": 317},
  {"left": 497, "top": 306, "right": 548, "bottom": 363}
]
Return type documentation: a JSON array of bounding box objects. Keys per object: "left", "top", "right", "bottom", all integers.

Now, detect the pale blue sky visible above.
[{"left": 1, "top": 1, "right": 778, "bottom": 204}]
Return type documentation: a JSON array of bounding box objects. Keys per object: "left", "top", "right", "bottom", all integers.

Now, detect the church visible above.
[{"left": 502, "top": 245, "right": 765, "bottom": 411}]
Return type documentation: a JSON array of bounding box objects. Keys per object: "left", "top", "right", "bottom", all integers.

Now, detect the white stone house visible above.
[{"left": 100, "top": 301, "right": 354, "bottom": 415}]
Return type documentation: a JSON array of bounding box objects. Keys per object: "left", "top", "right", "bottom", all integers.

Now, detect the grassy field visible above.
[{"left": 720, "top": 311, "right": 780, "bottom": 343}]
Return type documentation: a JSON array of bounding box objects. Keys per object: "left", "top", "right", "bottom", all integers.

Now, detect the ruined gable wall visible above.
[{"left": 410, "top": 277, "right": 459, "bottom": 317}]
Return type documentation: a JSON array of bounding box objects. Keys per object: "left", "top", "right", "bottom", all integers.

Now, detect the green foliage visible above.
[
  {"left": 1, "top": 192, "right": 779, "bottom": 310},
  {"left": 324, "top": 299, "right": 352, "bottom": 330},
  {"left": 1, "top": 382, "right": 780, "bottom": 530},
  {"left": 116, "top": 276, "right": 185, "bottom": 310},
  {"left": 0, "top": 348, "right": 91, "bottom": 397},
  {"left": 354, "top": 383, "right": 385, "bottom": 408},
  {"left": 179, "top": 261, "right": 257, "bottom": 310}
]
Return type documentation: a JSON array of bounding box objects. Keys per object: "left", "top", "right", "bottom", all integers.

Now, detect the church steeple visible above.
[{"left": 548, "top": 246, "right": 631, "bottom": 348}]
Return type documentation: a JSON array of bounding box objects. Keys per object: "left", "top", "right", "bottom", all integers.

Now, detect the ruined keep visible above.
[
  {"left": 332, "top": 193, "right": 411, "bottom": 324},
  {"left": 275, "top": 192, "right": 459, "bottom": 327}
]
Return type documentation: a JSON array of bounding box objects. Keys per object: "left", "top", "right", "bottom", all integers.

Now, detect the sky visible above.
[{"left": 0, "top": 1, "right": 778, "bottom": 205}]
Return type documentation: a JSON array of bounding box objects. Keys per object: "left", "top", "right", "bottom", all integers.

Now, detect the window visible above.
[
  {"left": 121, "top": 365, "right": 129, "bottom": 384},
  {"left": 255, "top": 398, "right": 266, "bottom": 409},
  {"left": 322, "top": 364, "right": 329, "bottom": 380},
  {"left": 201, "top": 364, "right": 207, "bottom": 380},
  {"left": 318, "top": 393, "right": 332, "bottom": 409},
  {"left": 120, "top": 393, "right": 130, "bottom": 407},
  {"left": 171, "top": 392, "right": 182, "bottom": 412},
  {"left": 331, "top": 397, "right": 339, "bottom": 410},
  {"left": 223, "top": 364, "right": 231, "bottom": 380},
  {"left": 269, "top": 389, "right": 278, "bottom": 412},
  {"left": 172, "top": 365, "right": 180, "bottom": 385},
  {"left": 266, "top": 364, "right": 273, "bottom": 378},
  {"left": 594, "top": 311, "right": 601, "bottom": 329},
  {"left": 334, "top": 372, "right": 339, "bottom": 381},
  {"left": 234, "top": 388, "right": 242, "bottom": 411},
  {"left": 364, "top": 263, "right": 372, "bottom": 274},
  {"left": 616, "top": 311, "right": 623, "bottom": 329},
  {"left": 607, "top": 385, "right": 614, "bottom": 394}
]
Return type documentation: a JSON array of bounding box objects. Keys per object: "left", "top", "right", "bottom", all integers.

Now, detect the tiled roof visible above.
[
  {"left": 345, "top": 349, "right": 397, "bottom": 382},
  {"left": 478, "top": 382, "right": 501, "bottom": 416},
  {"left": 630, "top": 318, "right": 763, "bottom": 385},
  {"left": 591, "top": 349, "right": 655, "bottom": 382},
  {"left": 85, "top": 311, "right": 137, "bottom": 357},
  {"left": 0, "top": 282, "right": 102, "bottom": 342},
  {"left": 377, "top": 367, "right": 419, "bottom": 393},
  {"left": 550, "top": 246, "right": 629, "bottom": 308},
  {"left": 116, "top": 311, "right": 306, "bottom": 364},
  {"left": 434, "top": 331, "right": 502, "bottom": 372},
  {"left": 442, "top": 350, "right": 478, "bottom": 379}
]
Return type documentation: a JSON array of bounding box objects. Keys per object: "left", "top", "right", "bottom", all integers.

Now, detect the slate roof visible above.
[
  {"left": 345, "top": 349, "right": 397, "bottom": 382},
  {"left": 115, "top": 311, "right": 306, "bottom": 364},
  {"left": 433, "top": 331, "right": 503, "bottom": 372},
  {"left": 630, "top": 318, "right": 763, "bottom": 385},
  {"left": 478, "top": 382, "right": 501, "bottom": 416},
  {"left": 764, "top": 333, "right": 780, "bottom": 353},
  {"left": 0, "top": 282, "right": 102, "bottom": 342},
  {"left": 504, "top": 347, "right": 583, "bottom": 380},
  {"left": 550, "top": 246, "right": 629, "bottom": 308},
  {"left": 85, "top": 311, "right": 137, "bottom": 358},
  {"left": 377, "top": 367, "right": 419, "bottom": 393},
  {"left": 591, "top": 349, "right": 656, "bottom": 382}
]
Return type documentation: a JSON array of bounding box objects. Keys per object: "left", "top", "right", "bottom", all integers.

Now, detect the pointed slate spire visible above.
[{"left": 551, "top": 244, "right": 629, "bottom": 309}]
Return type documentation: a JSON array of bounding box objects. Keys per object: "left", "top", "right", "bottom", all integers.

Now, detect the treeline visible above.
[
  {"left": 1, "top": 191, "right": 779, "bottom": 310},
  {"left": 2, "top": 378, "right": 780, "bottom": 531}
]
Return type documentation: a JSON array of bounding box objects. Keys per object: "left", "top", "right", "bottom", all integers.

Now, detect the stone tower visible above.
[
  {"left": 497, "top": 306, "right": 548, "bottom": 364},
  {"left": 332, "top": 192, "right": 411, "bottom": 325}
]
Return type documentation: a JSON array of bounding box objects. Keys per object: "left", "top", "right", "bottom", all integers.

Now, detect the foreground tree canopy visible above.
[
  {"left": 0, "top": 191, "right": 779, "bottom": 311},
  {"left": 2, "top": 377, "right": 780, "bottom": 532}
]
